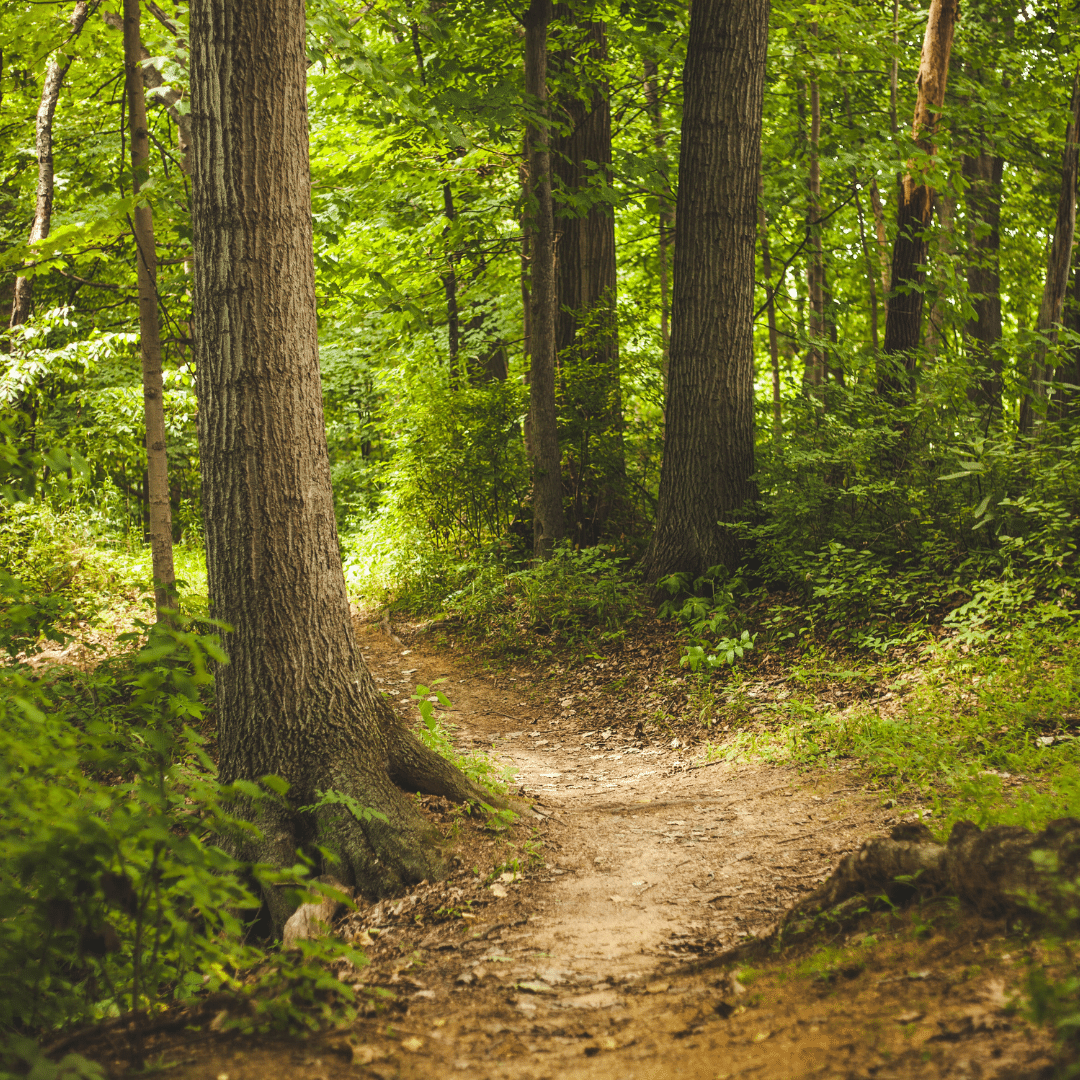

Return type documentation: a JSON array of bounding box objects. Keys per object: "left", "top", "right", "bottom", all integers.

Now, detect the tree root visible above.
[{"left": 694, "top": 818, "right": 1080, "bottom": 968}]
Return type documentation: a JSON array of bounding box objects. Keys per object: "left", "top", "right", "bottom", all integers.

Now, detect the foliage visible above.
[
  {"left": 0, "top": 624, "right": 364, "bottom": 1044},
  {"left": 704, "top": 625, "right": 1080, "bottom": 837},
  {"left": 443, "top": 542, "right": 645, "bottom": 655}
]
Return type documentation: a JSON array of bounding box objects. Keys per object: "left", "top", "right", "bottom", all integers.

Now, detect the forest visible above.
[{"left": 2, "top": 0, "right": 1080, "bottom": 1076}]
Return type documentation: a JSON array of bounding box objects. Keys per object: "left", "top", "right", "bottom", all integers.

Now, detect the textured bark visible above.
[
  {"left": 868, "top": 178, "right": 890, "bottom": 301},
  {"left": 551, "top": 4, "right": 623, "bottom": 543},
  {"left": 189, "top": 0, "right": 495, "bottom": 932},
  {"left": 124, "top": 0, "right": 177, "bottom": 615},
  {"left": 523, "top": 0, "right": 564, "bottom": 558},
  {"left": 878, "top": 0, "right": 959, "bottom": 399},
  {"left": 9, "top": 1, "right": 91, "bottom": 329},
  {"left": 1019, "top": 65, "right": 1080, "bottom": 437},
  {"left": 963, "top": 145, "right": 1004, "bottom": 411},
  {"left": 641, "top": 0, "right": 767, "bottom": 583}
]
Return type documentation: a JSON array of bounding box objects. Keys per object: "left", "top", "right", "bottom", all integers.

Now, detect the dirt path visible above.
[{"left": 158, "top": 624, "right": 1053, "bottom": 1080}]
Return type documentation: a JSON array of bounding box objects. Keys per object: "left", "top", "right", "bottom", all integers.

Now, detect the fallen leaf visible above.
[
  {"left": 894, "top": 1011, "right": 924, "bottom": 1024},
  {"left": 401, "top": 1036, "right": 423, "bottom": 1052},
  {"left": 515, "top": 980, "right": 555, "bottom": 995},
  {"left": 489, "top": 883, "right": 508, "bottom": 899},
  {"left": 752, "top": 1030, "right": 771, "bottom": 1043},
  {"left": 646, "top": 981, "right": 670, "bottom": 994},
  {"left": 608, "top": 894, "right": 629, "bottom": 903}
]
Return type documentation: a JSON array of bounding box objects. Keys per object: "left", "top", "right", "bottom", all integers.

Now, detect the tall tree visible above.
[
  {"left": 551, "top": 2, "right": 623, "bottom": 542},
  {"left": 641, "top": 0, "right": 768, "bottom": 582},
  {"left": 523, "top": 0, "right": 565, "bottom": 557},
  {"left": 805, "top": 26, "right": 825, "bottom": 387},
  {"left": 189, "top": 0, "right": 494, "bottom": 932},
  {"left": 123, "top": 0, "right": 176, "bottom": 615},
  {"left": 1018, "top": 66, "right": 1080, "bottom": 436},
  {"left": 962, "top": 75, "right": 1005, "bottom": 412},
  {"left": 878, "top": 0, "right": 959, "bottom": 398},
  {"left": 9, "top": 1, "right": 91, "bottom": 329}
]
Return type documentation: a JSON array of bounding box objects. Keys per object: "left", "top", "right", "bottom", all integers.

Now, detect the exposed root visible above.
[{"left": 693, "top": 817, "right": 1080, "bottom": 969}]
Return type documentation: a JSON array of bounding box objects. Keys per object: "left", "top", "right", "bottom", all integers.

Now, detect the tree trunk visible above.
[
  {"left": 1018, "top": 65, "right": 1080, "bottom": 437},
  {"left": 105, "top": 8, "right": 193, "bottom": 173},
  {"left": 924, "top": 181, "right": 956, "bottom": 361},
  {"left": 551, "top": 3, "right": 623, "bottom": 544},
  {"left": 124, "top": 0, "right": 177, "bottom": 617},
  {"left": 805, "top": 31, "right": 825, "bottom": 388},
  {"left": 757, "top": 174, "right": 782, "bottom": 432},
  {"left": 9, "top": 1, "right": 91, "bottom": 329},
  {"left": 189, "top": 0, "right": 496, "bottom": 933},
  {"left": 878, "top": 0, "right": 959, "bottom": 400},
  {"left": 441, "top": 182, "right": 461, "bottom": 385},
  {"left": 963, "top": 146, "right": 1004, "bottom": 412},
  {"left": 641, "top": 0, "right": 768, "bottom": 583},
  {"left": 523, "top": 0, "right": 564, "bottom": 558},
  {"left": 643, "top": 61, "right": 673, "bottom": 371}
]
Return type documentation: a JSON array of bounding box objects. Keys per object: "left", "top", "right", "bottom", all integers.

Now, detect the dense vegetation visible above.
[{"left": 3, "top": 0, "right": 1080, "bottom": 1068}]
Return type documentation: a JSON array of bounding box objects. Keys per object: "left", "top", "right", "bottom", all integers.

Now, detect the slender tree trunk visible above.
[
  {"left": 757, "top": 174, "right": 782, "bottom": 431},
  {"left": 190, "top": 0, "right": 494, "bottom": 933},
  {"left": 878, "top": 0, "right": 959, "bottom": 399},
  {"left": 105, "top": 9, "right": 192, "bottom": 173},
  {"left": 124, "top": 0, "right": 177, "bottom": 615},
  {"left": 523, "top": 0, "right": 564, "bottom": 558},
  {"left": 963, "top": 145, "right": 1004, "bottom": 412},
  {"left": 924, "top": 181, "right": 956, "bottom": 361},
  {"left": 441, "top": 182, "right": 461, "bottom": 384},
  {"left": 1055, "top": 265, "right": 1080, "bottom": 420},
  {"left": 520, "top": 143, "right": 534, "bottom": 458},
  {"left": 9, "top": 1, "right": 91, "bottom": 329},
  {"left": 643, "top": 59, "right": 673, "bottom": 390},
  {"left": 1018, "top": 66, "right": 1080, "bottom": 436},
  {"left": 641, "top": 0, "right": 768, "bottom": 582},
  {"left": 551, "top": 3, "right": 622, "bottom": 543},
  {"left": 868, "top": 177, "right": 891, "bottom": 301},
  {"left": 805, "top": 29, "right": 825, "bottom": 388}
]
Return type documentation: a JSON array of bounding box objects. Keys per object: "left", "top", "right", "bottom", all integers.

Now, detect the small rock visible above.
[{"left": 489, "top": 883, "right": 508, "bottom": 899}]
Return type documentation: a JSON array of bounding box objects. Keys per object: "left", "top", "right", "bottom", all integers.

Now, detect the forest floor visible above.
[{"left": 82, "top": 615, "right": 1059, "bottom": 1080}]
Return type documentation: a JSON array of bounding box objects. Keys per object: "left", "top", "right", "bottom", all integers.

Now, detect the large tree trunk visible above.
[
  {"left": 641, "top": 0, "right": 768, "bottom": 583},
  {"left": 523, "top": 0, "right": 564, "bottom": 558},
  {"left": 189, "top": 0, "right": 496, "bottom": 933},
  {"left": 878, "top": 0, "right": 959, "bottom": 400},
  {"left": 551, "top": 3, "right": 623, "bottom": 544},
  {"left": 9, "top": 1, "right": 91, "bottom": 329},
  {"left": 123, "top": 0, "right": 177, "bottom": 617},
  {"left": 1018, "top": 65, "right": 1080, "bottom": 437},
  {"left": 963, "top": 145, "right": 1004, "bottom": 412}
]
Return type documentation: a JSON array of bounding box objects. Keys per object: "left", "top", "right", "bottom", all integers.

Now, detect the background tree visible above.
[
  {"left": 122, "top": 0, "right": 175, "bottom": 613},
  {"left": 878, "top": 0, "right": 959, "bottom": 398},
  {"left": 642, "top": 0, "right": 769, "bottom": 582},
  {"left": 9, "top": 1, "right": 92, "bottom": 329},
  {"left": 523, "top": 0, "right": 565, "bottom": 558},
  {"left": 551, "top": 1, "right": 624, "bottom": 543}
]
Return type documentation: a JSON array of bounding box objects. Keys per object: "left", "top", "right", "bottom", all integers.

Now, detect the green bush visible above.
[
  {"left": 445, "top": 543, "right": 645, "bottom": 654},
  {"left": 0, "top": 622, "right": 363, "bottom": 1046}
]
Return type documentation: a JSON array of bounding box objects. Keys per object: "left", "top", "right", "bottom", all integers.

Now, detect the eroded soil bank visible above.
[{"left": 92, "top": 621, "right": 1057, "bottom": 1079}]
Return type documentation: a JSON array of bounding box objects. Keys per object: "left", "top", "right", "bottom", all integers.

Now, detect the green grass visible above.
[{"left": 701, "top": 626, "right": 1080, "bottom": 837}]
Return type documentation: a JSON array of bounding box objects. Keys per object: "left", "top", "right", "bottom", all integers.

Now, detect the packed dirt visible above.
[{"left": 85, "top": 619, "right": 1058, "bottom": 1079}]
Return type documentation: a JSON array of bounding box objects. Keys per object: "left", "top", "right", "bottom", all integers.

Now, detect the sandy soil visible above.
[{"left": 89, "top": 621, "right": 1056, "bottom": 1079}]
